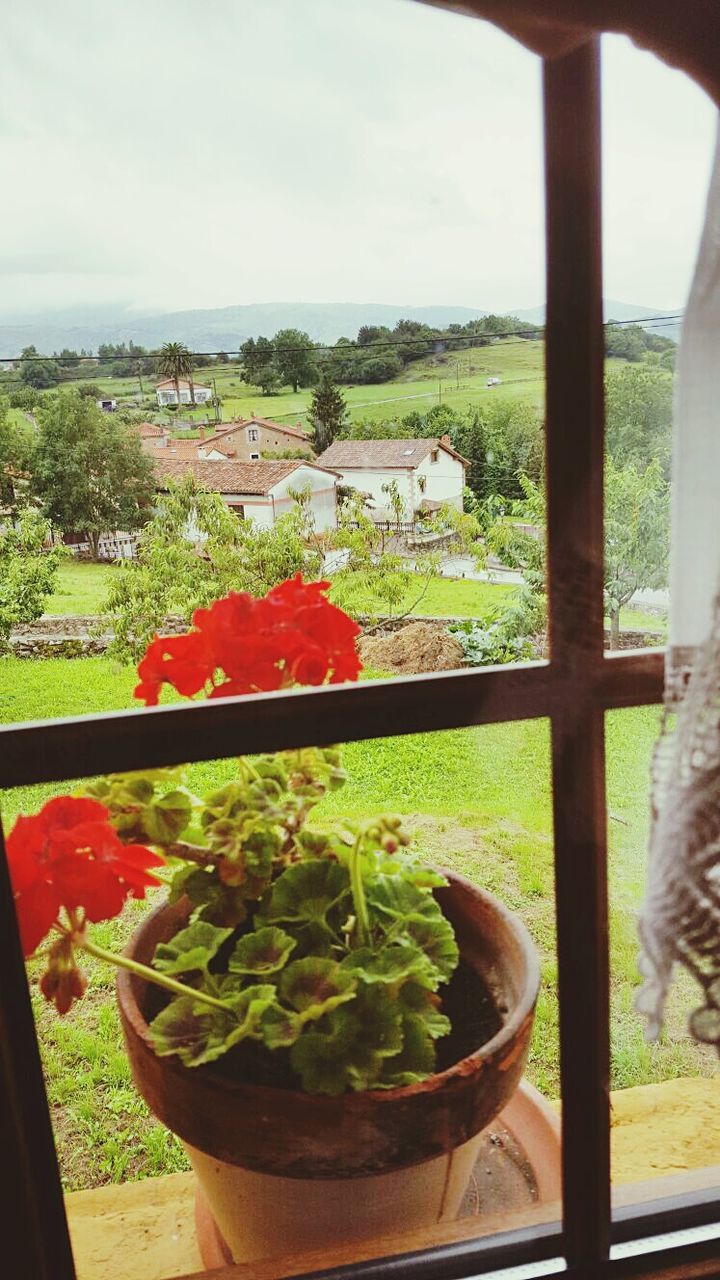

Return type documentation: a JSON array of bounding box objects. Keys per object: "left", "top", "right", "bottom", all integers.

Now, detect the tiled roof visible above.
[
  {"left": 153, "top": 457, "right": 325, "bottom": 496},
  {"left": 155, "top": 378, "right": 211, "bottom": 391},
  {"left": 132, "top": 422, "right": 167, "bottom": 438},
  {"left": 315, "top": 438, "right": 467, "bottom": 470},
  {"left": 200, "top": 417, "right": 311, "bottom": 450}
]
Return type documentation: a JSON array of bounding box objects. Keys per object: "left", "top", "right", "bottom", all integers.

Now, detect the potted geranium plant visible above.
[{"left": 7, "top": 576, "right": 540, "bottom": 1264}]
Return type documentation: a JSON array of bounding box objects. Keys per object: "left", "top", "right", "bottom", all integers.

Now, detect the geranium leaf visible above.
[
  {"left": 228, "top": 926, "right": 296, "bottom": 975},
  {"left": 340, "top": 942, "right": 433, "bottom": 986},
  {"left": 379, "top": 1014, "right": 437, "bottom": 1087},
  {"left": 259, "top": 1004, "right": 303, "bottom": 1049},
  {"left": 279, "top": 957, "right": 356, "bottom": 1017},
  {"left": 153, "top": 921, "right": 232, "bottom": 976},
  {"left": 262, "top": 859, "right": 350, "bottom": 926},
  {"left": 288, "top": 987, "right": 403, "bottom": 1094},
  {"left": 149, "top": 984, "right": 278, "bottom": 1067},
  {"left": 367, "top": 874, "right": 439, "bottom": 921},
  {"left": 398, "top": 981, "right": 452, "bottom": 1039},
  {"left": 143, "top": 790, "right": 193, "bottom": 843},
  {"left": 401, "top": 913, "right": 459, "bottom": 982}
]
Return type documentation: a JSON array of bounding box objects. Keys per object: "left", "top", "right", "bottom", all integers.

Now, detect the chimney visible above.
[
  {"left": 198, "top": 426, "right": 205, "bottom": 441},
  {"left": 440, "top": 434, "right": 451, "bottom": 445}
]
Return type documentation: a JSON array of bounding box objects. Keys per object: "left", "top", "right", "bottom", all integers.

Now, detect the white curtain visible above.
[{"left": 637, "top": 118, "right": 720, "bottom": 1047}]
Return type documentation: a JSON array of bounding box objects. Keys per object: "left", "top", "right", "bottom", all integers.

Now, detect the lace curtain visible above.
[{"left": 637, "top": 118, "right": 720, "bottom": 1049}]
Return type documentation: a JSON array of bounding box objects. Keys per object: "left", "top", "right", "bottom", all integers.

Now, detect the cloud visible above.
[{"left": 0, "top": 0, "right": 715, "bottom": 316}]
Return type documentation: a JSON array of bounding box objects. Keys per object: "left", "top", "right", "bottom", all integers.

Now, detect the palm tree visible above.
[{"left": 157, "top": 341, "right": 195, "bottom": 408}]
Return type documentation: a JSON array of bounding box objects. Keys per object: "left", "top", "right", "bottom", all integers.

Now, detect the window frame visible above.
[{"left": 1, "top": 33, "right": 718, "bottom": 1280}]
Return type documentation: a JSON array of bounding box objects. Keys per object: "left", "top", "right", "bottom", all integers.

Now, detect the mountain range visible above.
[{"left": 0, "top": 299, "right": 680, "bottom": 358}]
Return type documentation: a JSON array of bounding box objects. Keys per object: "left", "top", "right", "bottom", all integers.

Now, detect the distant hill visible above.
[
  {"left": 513, "top": 300, "right": 681, "bottom": 343},
  {"left": 0, "top": 298, "right": 680, "bottom": 358}
]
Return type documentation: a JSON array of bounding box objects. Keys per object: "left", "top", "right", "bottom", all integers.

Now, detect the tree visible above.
[
  {"left": 604, "top": 456, "right": 669, "bottom": 648},
  {"left": 330, "top": 492, "right": 482, "bottom": 623},
  {"left": 157, "top": 341, "right": 195, "bottom": 407},
  {"left": 0, "top": 397, "right": 35, "bottom": 508},
  {"left": 103, "top": 473, "right": 323, "bottom": 662},
  {"left": 486, "top": 460, "right": 669, "bottom": 651},
  {"left": 20, "top": 345, "right": 60, "bottom": 390},
  {"left": 241, "top": 336, "right": 276, "bottom": 387},
  {"left": 605, "top": 364, "right": 673, "bottom": 476},
  {"left": 308, "top": 373, "right": 348, "bottom": 453},
  {"left": 0, "top": 507, "right": 64, "bottom": 650},
  {"left": 272, "top": 329, "right": 318, "bottom": 393},
  {"left": 33, "top": 390, "right": 155, "bottom": 560},
  {"left": 381, "top": 479, "right": 406, "bottom": 529}
]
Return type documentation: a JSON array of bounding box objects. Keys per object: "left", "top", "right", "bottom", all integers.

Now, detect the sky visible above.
[{"left": 1, "top": 0, "right": 717, "bottom": 319}]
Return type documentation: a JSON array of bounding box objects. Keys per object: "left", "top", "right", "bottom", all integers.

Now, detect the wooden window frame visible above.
[{"left": 1, "top": 34, "right": 718, "bottom": 1280}]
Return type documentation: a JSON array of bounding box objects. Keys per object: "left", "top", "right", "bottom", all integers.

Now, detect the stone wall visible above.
[{"left": 7, "top": 613, "right": 664, "bottom": 659}]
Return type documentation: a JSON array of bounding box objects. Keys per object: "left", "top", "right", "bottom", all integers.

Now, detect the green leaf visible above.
[
  {"left": 279, "top": 957, "right": 356, "bottom": 1018},
  {"left": 153, "top": 921, "right": 233, "bottom": 976},
  {"left": 379, "top": 1014, "right": 437, "bottom": 1087},
  {"left": 262, "top": 859, "right": 350, "bottom": 927},
  {"left": 143, "top": 789, "right": 193, "bottom": 843},
  {"left": 398, "top": 981, "right": 452, "bottom": 1039},
  {"left": 401, "top": 914, "right": 459, "bottom": 983},
  {"left": 340, "top": 942, "right": 434, "bottom": 987},
  {"left": 288, "top": 987, "right": 403, "bottom": 1095},
  {"left": 149, "top": 984, "right": 278, "bottom": 1067},
  {"left": 259, "top": 1004, "right": 303, "bottom": 1049},
  {"left": 228, "top": 927, "right": 296, "bottom": 976},
  {"left": 367, "top": 874, "right": 439, "bottom": 921}
]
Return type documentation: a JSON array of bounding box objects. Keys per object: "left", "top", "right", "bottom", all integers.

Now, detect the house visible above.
[
  {"left": 152, "top": 457, "right": 339, "bottom": 531},
  {"left": 96, "top": 398, "right": 117, "bottom": 412},
  {"left": 130, "top": 422, "right": 171, "bottom": 454},
  {"left": 314, "top": 436, "right": 467, "bottom": 523},
  {"left": 155, "top": 378, "right": 212, "bottom": 406},
  {"left": 198, "top": 416, "right": 313, "bottom": 462}
]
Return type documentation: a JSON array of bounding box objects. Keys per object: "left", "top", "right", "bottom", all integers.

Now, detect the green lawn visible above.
[
  {"left": 0, "top": 647, "right": 707, "bottom": 1190},
  {"left": 44, "top": 561, "right": 116, "bottom": 615}
]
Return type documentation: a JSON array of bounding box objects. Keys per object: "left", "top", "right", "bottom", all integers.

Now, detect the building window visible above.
[
  {"left": 248, "top": 428, "right": 259, "bottom": 442},
  {"left": 250, "top": 452, "right": 260, "bottom": 460},
  {"left": 430, "top": 449, "right": 439, "bottom": 463}
]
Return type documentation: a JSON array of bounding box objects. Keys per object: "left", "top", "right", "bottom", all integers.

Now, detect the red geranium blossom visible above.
[
  {"left": 6, "top": 796, "right": 165, "bottom": 957},
  {"left": 134, "top": 574, "right": 362, "bottom": 705}
]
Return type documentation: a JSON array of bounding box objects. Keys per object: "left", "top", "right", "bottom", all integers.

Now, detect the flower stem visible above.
[
  {"left": 77, "top": 937, "right": 231, "bottom": 1012},
  {"left": 349, "top": 831, "right": 371, "bottom": 947}
]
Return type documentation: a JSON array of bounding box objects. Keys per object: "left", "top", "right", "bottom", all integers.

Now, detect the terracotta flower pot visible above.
[{"left": 117, "top": 870, "right": 540, "bottom": 1263}]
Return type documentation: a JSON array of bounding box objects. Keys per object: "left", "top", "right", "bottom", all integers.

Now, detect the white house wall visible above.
[
  {"left": 269, "top": 465, "right": 338, "bottom": 533},
  {"left": 330, "top": 468, "right": 414, "bottom": 522},
  {"left": 414, "top": 451, "right": 464, "bottom": 511}
]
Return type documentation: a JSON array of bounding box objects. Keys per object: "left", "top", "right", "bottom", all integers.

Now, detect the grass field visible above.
[
  {"left": 43, "top": 562, "right": 666, "bottom": 641},
  {"left": 0, "top": 643, "right": 707, "bottom": 1190}
]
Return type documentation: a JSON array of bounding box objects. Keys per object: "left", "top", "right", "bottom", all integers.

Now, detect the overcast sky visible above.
[{"left": 1, "top": 0, "right": 717, "bottom": 319}]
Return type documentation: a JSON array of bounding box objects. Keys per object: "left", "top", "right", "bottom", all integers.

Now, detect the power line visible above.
[{"left": 0, "top": 311, "right": 685, "bottom": 366}]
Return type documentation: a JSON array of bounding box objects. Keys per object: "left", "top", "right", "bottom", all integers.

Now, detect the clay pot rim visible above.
[{"left": 117, "top": 868, "right": 540, "bottom": 1107}]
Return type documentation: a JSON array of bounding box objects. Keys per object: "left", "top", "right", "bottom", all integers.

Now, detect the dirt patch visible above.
[{"left": 358, "top": 621, "right": 465, "bottom": 675}]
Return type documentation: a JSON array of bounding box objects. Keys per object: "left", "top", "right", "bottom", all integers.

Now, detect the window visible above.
[
  {"left": 0, "top": 18, "right": 717, "bottom": 1280},
  {"left": 430, "top": 449, "right": 439, "bottom": 463},
  {"left": 248, "top": 428, "right": 259, "bottom": 442},
  {"left": 249, "top": 452, "right": 260, "bottom": 460}
]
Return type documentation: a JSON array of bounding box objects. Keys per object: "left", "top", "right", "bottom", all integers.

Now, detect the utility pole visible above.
[
  {"left": 212, "top": 377, "right": 220, "bottom": 424},
  {"left": 438, "top": 380, "right": 442, "bottom": 405}
]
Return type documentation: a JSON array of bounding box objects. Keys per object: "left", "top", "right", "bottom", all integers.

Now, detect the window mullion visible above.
[
  {"left": 0, "top": 824, "right": 76, "bottom": 1279},
  {"left": 544, "top": 37, "right": 611, "bottom": 1270}
]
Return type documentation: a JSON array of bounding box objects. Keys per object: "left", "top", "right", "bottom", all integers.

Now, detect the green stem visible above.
[
  {"left": 77, "top": 937, "right": 230, "bottom": 1012},
  {"left": 349, "top": 831, "right": 371, "bottom": 947}
]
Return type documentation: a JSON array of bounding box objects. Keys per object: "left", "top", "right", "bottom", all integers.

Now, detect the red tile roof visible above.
[
  {"left": 132, "top": 422, "right": 167, "bottom": 439},
  {"left": 200, "top": 416, "right": 311, "bottom": 450},
  {"left": 153, "top": 457, "right": 334, "bottom": 496},
  {"left": 315, "top": 438, "right": 468, "bottom": 470}
]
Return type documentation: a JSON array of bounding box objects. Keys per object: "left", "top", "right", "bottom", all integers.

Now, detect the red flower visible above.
[
  {"left": 133, "top": 575, "right": 362, "bottom": 705},
  {"left": 6, "top": 796, "right": 165, "bottom": 956}
]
